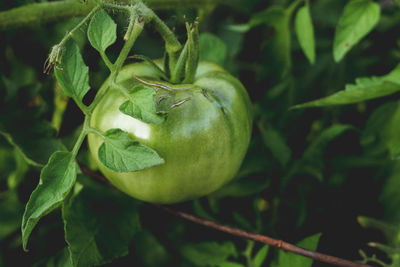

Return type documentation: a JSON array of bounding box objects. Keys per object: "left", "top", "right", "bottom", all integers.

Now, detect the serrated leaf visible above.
[
  {"left": 295, "top": 4, "right": 316, "bottom": 64},
  {"left": 292, "top": 64, "right": 400, "bottom": 109},
  {"left": 119, "top": 85, "right": 164, "bottom": 125},
  {"left": 88, "top": 9, "right": 117, "bottom": 53},
  {"left": 253, "top": 245, "right": 269, "bottom": 267},
  {"left": 259, "top": 123, "right": 291, "bottom": 167},
  {"left": 199, "top": 33, "right": 228, "bottom": 66},
  {"left": 62, "top": 180, "right": 140, "bottom": 267},
  {"left": 180, "top": 241, "right": 237, "bottom": 266},
  {"left": 54, "top": 40, "right": 90, "bottom": 102},
  {"left": 98, "top": 128, "right": 164, "bottom": 172},
  {"left": 333, "top": 0, "right": 380, "bottom": 62},
  {"left": 22, "top": 151, "right": 77, "bottom": 251}
]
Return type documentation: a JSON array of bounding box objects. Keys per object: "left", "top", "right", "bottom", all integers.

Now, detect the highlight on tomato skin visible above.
[{"left": 88, "top": 61, "right": 253, "bottom": 204}]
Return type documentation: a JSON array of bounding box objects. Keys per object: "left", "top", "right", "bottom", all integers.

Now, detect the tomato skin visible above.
[{"left": 88, "top": 61, "right": 253, "bottom": 203}]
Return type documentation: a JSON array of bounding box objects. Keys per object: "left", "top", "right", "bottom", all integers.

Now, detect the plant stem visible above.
[
  {"left": 88, "top": 13, "right": 144, "bottom": 115},
  {"left": 145, "top": 6, "right": 182, "bottom": 73},
  {"left": 113, "top": 15, "right": 144, "bottom": 73},
  {"left": 0, "top": 0, "right": 221, "bottom": 31},
  {"left": 71, "top": 116, "right": 90, "bottom": 157},
  {"left": 286, "top": 0, "right": 304, "bottom": 16},
  {"left": 157, "top": 205, "right": 372, "bottom": 267},
  {"left": 100, "top": 51, "right": 114, "bottom": 72},
  {"left": 0, "top": 0, "right": 94, "bottom": 31},
  {"left": 86, "top": 127, "right": 105, "bottom": 139},
  {"left": 171, "top": 42, "right": 188, "bottom": 83},
  {"left": 79, "top": 164, "right": 372, "bottom": 267},
  {"left": 58, "top": 5, "right": 100, "bottom": 47},
  {"left": 243, "top": 240, "right": 255, "bottom": 267}
]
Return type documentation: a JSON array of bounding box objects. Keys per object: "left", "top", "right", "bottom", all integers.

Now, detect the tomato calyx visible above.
[{"left": 131, "top": 18, "right": 200, "bottom": 86}]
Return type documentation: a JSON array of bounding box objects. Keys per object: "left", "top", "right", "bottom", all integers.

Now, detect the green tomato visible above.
[{"left": 88, "top": 61, "right": 253, "bottom": 204}]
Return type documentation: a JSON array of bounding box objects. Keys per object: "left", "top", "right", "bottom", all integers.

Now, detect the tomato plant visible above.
[
  {"left": 3, "top": 0, "right": 400, "bottom": 266},
  {"left": 88, "top": 61, "right": 253, "bottom": 203}
]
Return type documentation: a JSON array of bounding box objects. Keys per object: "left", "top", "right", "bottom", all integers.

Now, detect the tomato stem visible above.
[
  {"left": 114, "top": 14, "right": 144, "bottom": 73},
  {"left": 145, "top": 7, "right": 182, "bottom": 75},
  {"left": 59, "top": 5, "right": 101, "bottom": 47},
  {"left": 100, "top": 51, "right": 114, "bottom": 72},
  {"left": 171, "top": 42, "right": 189, "bottom": 83},
  {"left": 72, "top": 116, "right": 90, "bottom": 158},
  {"left": 86, "top": 127, "right": 105, "bottom": 140},
  {"left": 182, "top": 18, "right": 200, "bottom": 84}
]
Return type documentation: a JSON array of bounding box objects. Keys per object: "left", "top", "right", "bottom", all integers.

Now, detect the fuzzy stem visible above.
[{"left": 0, "top": 0, "right": 221, "bottom": 31}]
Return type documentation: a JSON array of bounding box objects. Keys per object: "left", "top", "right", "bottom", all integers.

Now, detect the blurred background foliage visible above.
[{"left": 1, "top": 0, "right": 400, "bottom": 266}]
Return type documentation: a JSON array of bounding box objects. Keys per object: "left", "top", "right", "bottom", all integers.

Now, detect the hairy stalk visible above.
[
  {"left": 72, "top": 116, "right": 90, "bottom": 157},
  {"left": 0, "top": 0, "right": 221, "bottom": 31},
  {"left": 59, "top": 5, "right": 100, "bottom": 46}
]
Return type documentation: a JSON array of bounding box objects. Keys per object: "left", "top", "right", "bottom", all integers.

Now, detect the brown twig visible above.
[
  {"left": 80, "top": 166, "right": 371, "bottom": 267},
  {"left": 157, "top": 205, "right": 371, "bottom": 267}
]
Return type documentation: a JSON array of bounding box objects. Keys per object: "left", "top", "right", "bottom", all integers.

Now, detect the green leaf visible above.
[
  {"left": 211, "top": 178, "right": 271, "bottom": 198},
  {"left": 218, "top": 262, "right": 245, "bottom": 267},
  {"left": 281, "top": 124, "right": 353, "bottom": 187},
  {"left": 22, "top": 151, "right": 77, "bottom": 251},
  {"left": 54, "top": 40, "right": 90, "bottom": 102},
  {"left": 7, "top": 148, "right": 29, "bottom": 189},
  {"left": 381, "top": 104, "right": 400, "bottom": 159},
  {"left": 358, "top": 216, "right": 398, "bottom": 245},
  {"left": 391, "top": 255, "right": 400, "bottom": 267},
  {"left": 32, "top": 248, "right": 72, "bottom": 267},
  {"left": 199, "top": 33, "right": 228, "bottom": 66},
  {"left": 132, "top": 229, "right": 171, "bottom": 267},
  {"left": 180, "top": 241, "right": 238, "bottom": 267},
  {"left": 295, "top": 3, "right": 316, "bottom": 64},
  {"left": 2, "top": 76, "right": 19, "bottom": 101},
  {"left": 0, "top": 191, "right": 24, "bottom": 241},
  {"left": 292, "top": 64, "right": 400, "bottom": 108},
  {"left": 98, "top": 128, "right": 164, "bottom": 172},
  {"left": 119, "top": 85, "right": 165, "bottom": 125},
  {"left": 88, "top": 9, "right": 117, "bottom": 53},
  {"left": 0, "top": 120, "right": 66, "bottom": 167},
  {"left": 380, "top": 163, "right": 400, "bottom": 224},
  {"left": 232, "top": 212, "right": 253, "bottom": 231},
  {"left": 252, "top": 7, "right": 291, "bottom": 77},
  {"left": 273, "top": 233, "right": 321, "bottom": 267},
  {"left": 333, "top": 0, "right": 380, "bottom": 62},
  {"left": 259, "top": 123, "right": 291, "bottom": 167},
  {"left": 253, "top": 245, "right": 269, "bottom": 267},
  {"left": 303, "top": 124, "right": 353, "bottom": 162},
  {"left": 234, "top": 6, "right": 291, "bottom": 77},
  {"left": 62, "top": 179, "right": 140, "bottom": 267},
  {"left": 362, "top": 101, "right": 400, "bottom": 159}
]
